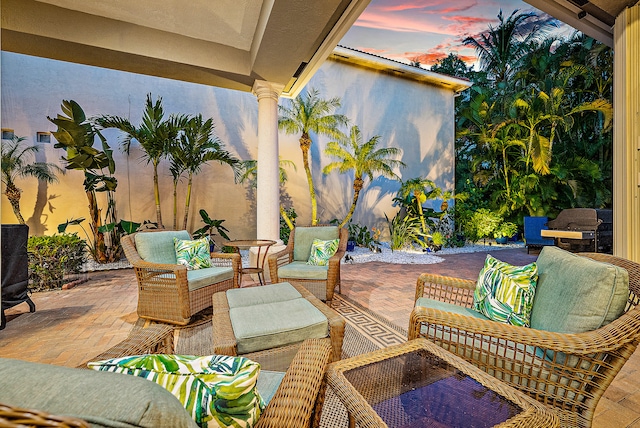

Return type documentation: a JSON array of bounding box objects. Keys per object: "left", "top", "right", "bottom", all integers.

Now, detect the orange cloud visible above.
[{"left": 376, "top": 0, "right": 478, "bottom": 14}]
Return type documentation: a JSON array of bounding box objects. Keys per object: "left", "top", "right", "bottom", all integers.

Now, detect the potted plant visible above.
[
  {"left": 192, "top": 209, "right": 230, "bottom": 252},
  {"left": 494, "top": 222, "right": 518, "bottom": 245}
]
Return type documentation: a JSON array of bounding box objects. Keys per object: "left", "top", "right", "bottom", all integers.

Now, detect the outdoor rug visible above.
[{"left": 170, "top": 294, "right": 408, "bottom": 427}]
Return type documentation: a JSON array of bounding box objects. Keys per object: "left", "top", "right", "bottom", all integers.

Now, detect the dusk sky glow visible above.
[{"left": 339, "top": 0, "right": 576, "bottom": 68}]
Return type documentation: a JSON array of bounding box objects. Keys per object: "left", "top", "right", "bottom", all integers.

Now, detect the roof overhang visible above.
[
  {"left": 1, "top": 0, "right": 371, "bottom": 98},
  {"left": 330, "top": 46, "right": 472, "bottom": 93},
  {"left": 524, "top": 0, "right": 639, "bottom": 47}
]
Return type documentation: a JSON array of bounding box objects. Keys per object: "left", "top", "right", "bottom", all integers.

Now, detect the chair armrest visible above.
[
  {"left": 212, "top": 291, "right": 238, "bottom": 356},
  {"left": 267, "top": 247, "right": 293, "bottom": 282},
  {"left": 409, "top": 304, "right": 640, "bottom": 355},
  {"left": 414, "top": 273, "right": 476, "bottom": 307},
  {"left": 77, "top": 324, "right": 174, "bottom": 368},
  {"left": 211, "top": 252, "right": 241, "bottom": 288},
  {"left": 256, "top": 338, "right": 332, "bottom": 428}
]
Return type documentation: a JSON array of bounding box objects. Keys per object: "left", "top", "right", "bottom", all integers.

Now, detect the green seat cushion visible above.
[
  {"left": 293, "top": 226, "right": 339, "bottom": 262},
  {"left": 89, "top": 354, "right": 263, "bottom": 428},
  {"left": 278, "top": 261, "right": 329, "bottom": 280},
  {"left": 530, "top": 246, "right": 629, "bottom": 333},
  {"left": 226, "top": 282, "right": 301, "bottom": 308},
  {"left": 136, "top": 230, "right": 191, "bottom": 264},
  {"left": 175, "top": 237, "right": 212, "bottom": 270},
  {"left": 256, "top": 370, "right": 286, "bottom": 405},
  {"left": 416, "top": 297, "right": 491, "bottom": 320},
  {"left": 187, "top": 267, "right": 234, "bottom": 291},
  {"left": 472, "top": 255, "right": 538, "bottom": 327},
  {"left": 307, "top": 238, "right": 339, "bottom": 266},
  {"left": 230, "top": 298, "right": 328, "bottom": 354},
  {"left": 0, "top": 357, "right": 197, "bottom": 428}
]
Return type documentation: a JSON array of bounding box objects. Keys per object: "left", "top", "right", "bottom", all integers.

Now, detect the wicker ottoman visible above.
[{"left": 212, "top": 282, "right": 345, "bottom": 371}]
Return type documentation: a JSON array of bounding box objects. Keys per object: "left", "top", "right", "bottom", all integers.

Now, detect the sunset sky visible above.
[{"left": 339, "top": 0, "right": 575, "bottom": 68}]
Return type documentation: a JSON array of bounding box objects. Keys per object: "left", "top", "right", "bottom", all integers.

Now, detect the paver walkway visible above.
[{"left": 1, "top": 247, "right": 638, "bottom": 427}]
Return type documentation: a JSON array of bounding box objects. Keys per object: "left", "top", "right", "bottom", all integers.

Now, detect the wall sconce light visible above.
[{"left": 578, "top": 10, "right": 587, "bottom": 19}]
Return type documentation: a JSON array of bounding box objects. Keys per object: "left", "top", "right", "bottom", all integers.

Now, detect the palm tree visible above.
[
  {"left": 397, "top": 177, "right": 438, "bottom": 235},
  {"left": 1, "top": 136, "right": 64, "bottom": 224},
  {"left": 463, "top": 10, "right": 541, "bottom": 84},
  {"left": 170, "top": 114, "right": 240, "bottom": 229},
  {"left": 323, "top": 125, "right": 405, "bottom": 228},
  {"left": 239, "top": 158, "right": 297, "bottom": 230},
  {"left": 278, "top": 88, "right": 348, "bottom": 225},
  {"left": 97, "top": 94, "right": 186, "bottom": 228}
]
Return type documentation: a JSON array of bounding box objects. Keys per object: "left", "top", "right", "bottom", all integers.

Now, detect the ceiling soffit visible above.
[{"left": 1, "top": 0, "right": 371, "bottom": 96}]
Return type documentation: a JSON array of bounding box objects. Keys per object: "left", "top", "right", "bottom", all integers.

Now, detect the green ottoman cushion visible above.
[
  {"left": 229, "top": 298, "right": 328, "bottom": 354},
  {"left": 187, "top": 267, "right": 234, "bottom": 291},
  {"left": 0, "top": 357, "right": 197, "bottom": 428},
  {"left": 293, "top": 226, "right": 339, "bottom": 262},
  {"left": 135, "top": 230, "right": 191, "bottom": 264},
  {"left": 278, "top": 261, "right": 329, "bottom": 280},
  {"left": 530, "top": 246, "right": 629, "bottom": 333},
  {"left": 226, "top": 282, "right": 301, "bottom": 308}
]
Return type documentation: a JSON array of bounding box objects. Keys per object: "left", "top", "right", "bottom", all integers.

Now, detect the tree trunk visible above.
[
  {"left": 173, "top": 181, "right": 178, "bottom": 230},
  {"left": 280, "top": 206, "right": 294, "bottom": 231},
  {"left": 299, "top": 133, "right": 317, "bottom": 225},
  {"left": 153, "top": 160, "right": 163, "bottom": 228},
  {"left": 4, "top": 184, "right": 25, "bottom": 224},
  {"left": 340, "top": 177, "right": 363, "bottom": 228},
  {"left": 183, "top": 173, "right": 193, "bottom": 230},
  {"left": 87, "top": 189, "right": 107, "bottom": 263}
]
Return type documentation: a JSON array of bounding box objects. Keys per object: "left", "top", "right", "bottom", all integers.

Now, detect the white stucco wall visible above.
[{"left": 1, "top": 51, "right": 456, "bottom": 240}]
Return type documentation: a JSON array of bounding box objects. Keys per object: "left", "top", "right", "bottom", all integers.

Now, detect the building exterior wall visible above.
[{"left": 1, "top": 51, "right": 456, "bottom": 240}]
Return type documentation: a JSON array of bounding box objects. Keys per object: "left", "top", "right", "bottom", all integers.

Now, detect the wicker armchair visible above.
[
  {"left": 268, "top": 225, "right": 347, "bottom": 305},
  {"left": 1, "top": 327, "right": 332, "bottom": 428},
  {"left": 122, "top": 231, "right": 241, "bottom": 325},
  {"left": 408, "top": 253, "right": 640, "bottom": 428}
]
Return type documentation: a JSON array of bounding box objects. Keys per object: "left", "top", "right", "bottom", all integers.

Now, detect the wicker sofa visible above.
[
  {"left": 0, "top": 323, "right": 333, "bottom": 428},
  {"left": 122, "top": 230, "right": 241, "bottom": 325},
  {"left": 408, "top": 248, "right": 640, "bottom": 428}
]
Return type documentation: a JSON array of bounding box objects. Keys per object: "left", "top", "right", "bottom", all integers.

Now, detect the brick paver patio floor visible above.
[{"left": 1, "top": 247, "right": 639, "bottom": 427}]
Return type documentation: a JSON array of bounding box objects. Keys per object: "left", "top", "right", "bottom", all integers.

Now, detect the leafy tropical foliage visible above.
[
  {"left": 450, "top": 11, "right": 613, "bottom": 229},
  {"left": 323, "top": 125, "right": 405, "bottom": 227},
  {"left": 97, "top": 94, "right": 187, "bottom": 228},
  {"left": 278, "top": 88, "right": 348, "bottom": 225},
  {"left": 48, "top": 100, "right": 122, "bottom": 263},
  {"left": 1, "top": 135, "right": 64, "bottom": 224}
]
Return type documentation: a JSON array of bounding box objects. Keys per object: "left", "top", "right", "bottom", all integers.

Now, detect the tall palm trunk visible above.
[
  {"left": 183, "top": 173, "right": 193, "bottom": 230},
  {"left": 87, "top": 189, "right": 107, "bottom": 263},
  {"left": 415, "top": 190, "right": 427, "bottom": 234},
  {"left": 300, "top": 133, "right": 318, "bottom": 225},
  {"left": 152, "top": 160, "right": 163, "bottom": 228},
  {"left": 340, "top": 177, "right": 363, "bottom": 228},
  {"left": 280, "top": 206, "right": 294, "bottom": 231},
  {"left": 4, "top": 184, "right": 25, "bottom": 224},
  {"left": 173, "top": 179, "right": 179, "bottom": 230}
]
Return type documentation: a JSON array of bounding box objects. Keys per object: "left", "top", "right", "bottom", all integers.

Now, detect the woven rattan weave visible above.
[{"left": 408, "top": 252, "right": 640, "bottom": 428}]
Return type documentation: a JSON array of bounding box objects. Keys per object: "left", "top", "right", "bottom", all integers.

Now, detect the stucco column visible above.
[
  {"left": 252, "top": 80, "right": 284, "bottom": 242},
  {"left": 613, "top": 4, "right": 640, "bottom": 262}
]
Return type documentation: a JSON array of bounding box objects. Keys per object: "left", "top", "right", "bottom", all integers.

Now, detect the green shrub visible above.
[
  {"left": 464, "top": 208, "right": 502, "bottom": 243},
  {"left": 385, "top": 213, "right": 428, "bottom": 251},
  {"left": 27, "top": 234, "right": 87, "bottom": 291},
  {"left": 280, "top": 207, "right": 297, "bottom": 243}
]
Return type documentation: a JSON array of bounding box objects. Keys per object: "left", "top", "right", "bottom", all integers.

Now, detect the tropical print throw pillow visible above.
[
  {"left": 307, "top": 238, "right": 340, "bottom": 266},
  {"left": 88, "top": 354, "right": 264, "bottom": 428},
  {"left": 174, "top": 237, "right": 212, "bottom": 270},
  {"left": 472, "top": 254, "right": 538, "bottom": 327}
]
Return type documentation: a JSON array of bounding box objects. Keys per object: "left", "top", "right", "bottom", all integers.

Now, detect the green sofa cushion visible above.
[
  {"left": 226, "top": 282, "right": 301, "bottom": 308},
  {"left": 293, "top": 226, "right": 339, "bottom": 262},
  {"left": 136, "top": 230, "right": 191, "bottom": 264},
  {"left": 416, "top": 297, "right": 491, "bottom": 320},
  {"left": 256, "top": 370, "right": 286, "bottom": 405},
  {"left": 230, "top": 298, "right": 328, "bottom": 354},
  {"left": 0, "top": 357, "right": 197, "bottom": 428},
  {"left": 89, "top": 354, "right": 264, "bottom": 428},
  {"left": 278, "top": 261, "right": 329, "bottom": 280},
  {"left": 530, "top": 246, "right": 629, "bottom": 333},
  {"left": 187, "top": 267, "right": 234, "bottom": 291}
]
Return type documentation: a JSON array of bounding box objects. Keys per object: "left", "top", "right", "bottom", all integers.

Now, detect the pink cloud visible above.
[
  {"left": 355, "top": 10, "right": 448, "bottom": 34},
  {"left": 375, "top": 0, "right": 477, "bottom": 14}
]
